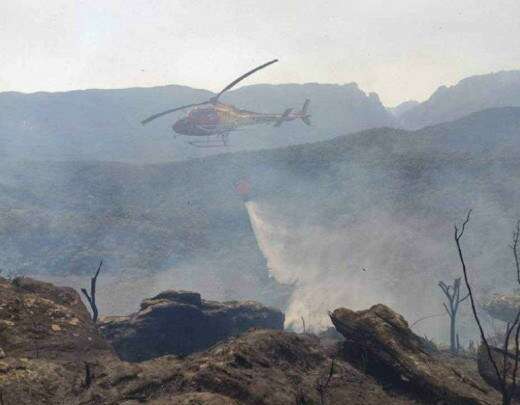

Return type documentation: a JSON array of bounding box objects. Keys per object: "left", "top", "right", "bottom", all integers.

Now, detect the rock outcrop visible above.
[
  {"left": 0, "top": 276, "right": 116, "bottom": 404},
  {"left": 331, "top": 304, "right": 499, "bottom": 404},
  {"left": 0, "top": 276, "right": 113, "bottom": 362},
  {"left": 99, "top": 289, "right": 285, "bottom": 361}
]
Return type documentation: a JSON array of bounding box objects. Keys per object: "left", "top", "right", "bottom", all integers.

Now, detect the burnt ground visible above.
[{"left": 0, "top": 277, "right": 505, "bottom": 404}]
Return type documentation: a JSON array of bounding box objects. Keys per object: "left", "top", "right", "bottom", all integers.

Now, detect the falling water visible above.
[
  {"left": 245, "top": 201, "right": 297, "bottom": 284},
  {"left": 244, "top": 200, "right": 402, "bottom": 331}
]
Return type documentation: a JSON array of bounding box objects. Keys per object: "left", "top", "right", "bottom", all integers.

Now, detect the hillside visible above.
[
  {"left": 400, "top": 70, "right": 520, "bottom": 129},
  {"left": 0, "top": 82, "right": 394, "bottom": 163},
  {"left": 1, "top": 107, "right": 519, "bottom": 341}
]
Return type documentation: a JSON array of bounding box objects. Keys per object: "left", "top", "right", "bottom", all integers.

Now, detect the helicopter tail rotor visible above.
[
  {"left": 301, "top": 99, "right": 311, "bottom": 126},
  {"left": 301, "top": 116, "right": 312, "bottom": 126}
]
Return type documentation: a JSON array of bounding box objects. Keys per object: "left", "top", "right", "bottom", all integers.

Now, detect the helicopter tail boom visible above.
[
  {"left": 301, "top": 99, "right": 311, "bottom": 126},
  {"left": 273, "top": 108, "right": 293, "bottom": 127},
  {"left": 273, "top": 99, "right": 312, "bottom": 127}
]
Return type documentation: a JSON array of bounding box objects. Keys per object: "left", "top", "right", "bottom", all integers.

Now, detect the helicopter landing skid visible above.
[{"left": 187, "top": 133, "right": 230, "bottom": 148}]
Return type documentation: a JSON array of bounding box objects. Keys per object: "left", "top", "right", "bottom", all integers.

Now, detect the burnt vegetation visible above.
[
  {"left": 438, "top": 277, "right": 469, "bottom": 353},
  {"left": 455, "top": 211, "right": 520, "bottom": 405},
  {"left": 81, "top": 260, "right": 103, "bottom": 324}
]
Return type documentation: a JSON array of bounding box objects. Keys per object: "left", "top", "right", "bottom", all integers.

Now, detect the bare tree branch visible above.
[
  {"left": 438, "top": 276, "right": 467, "bottom": 352},
  {"left": 454, "top": 210, "right": 505, "bottom": 392},
  {"left": 513, "top": 220, "right": 520, "bottom": 288},
  {"left": 316, "top": 359, "right": 335, "bottom": 405},
  {"left": 458, "top": 293, "right": 470, "bottom": 304},
  {"left": 455, "top": 212, "right": 520, "bottom": 403},
  {"left": 81, "top": 260, "right": 103, "bottom": 323},
  {"left": 511, "top": 320, "right": 520, "bottom": 402},
  {"left": 409, "top": 312, "right": 447, "bottom": 328},
  {"left": 83, "top": 361, "right": 93, "bottom": 388},
  {"left": 442, "top": 302, "right": 452, "bottom": 317},
  {"left": 510, "top": 220, "right": 520, "bottom": 403}
]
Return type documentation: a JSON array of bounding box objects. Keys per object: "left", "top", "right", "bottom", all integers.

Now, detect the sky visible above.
[{"left": 1, "top": 0, "right": 519, "bottom": 106}]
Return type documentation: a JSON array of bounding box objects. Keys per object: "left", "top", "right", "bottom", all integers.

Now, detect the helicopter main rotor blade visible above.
[
  {"left": 212, "top": 59, "right": 278, "bottom": 102},
  {"left": 141, "top": 101, "right": 209, "bottom": 125},
  {"left": 141, "top": 59, "right": 278, "bottom": 125}
]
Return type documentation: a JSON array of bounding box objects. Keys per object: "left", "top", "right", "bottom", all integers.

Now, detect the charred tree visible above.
[
  {"left": 438, "top": 277, "right": 469, "bottom": 353},
  {"left": 81, "top": 260, "right": 103, "bottom": 323},
  {"left": 316, "top": 359, "right": 335, "bottom": 405},
  {"left": 455, "top": 212, "right": 520, "bottom": 405},
  {"left": 83, "top": 362, "right": 93, "bottom": 388}
]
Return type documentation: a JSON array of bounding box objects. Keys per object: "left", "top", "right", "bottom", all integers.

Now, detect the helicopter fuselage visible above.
[
  {"left": 172, "top": 102, "right": 305, "bottom": 136},
  {"left": 141, "top": 59, "right": 311, "bottom": 146}
]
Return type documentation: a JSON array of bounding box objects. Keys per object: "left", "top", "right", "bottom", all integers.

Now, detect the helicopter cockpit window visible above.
[{"left": 189, "top": 108, "right": 219, "bottom": 124}]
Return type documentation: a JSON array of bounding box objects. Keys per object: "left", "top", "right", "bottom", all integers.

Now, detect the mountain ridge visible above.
[
  {"left": 0, "top": 81, "right": 395, "bottom": 163},
  {"left": 399, "top": 69, "right": 520, "bottom": 129}
]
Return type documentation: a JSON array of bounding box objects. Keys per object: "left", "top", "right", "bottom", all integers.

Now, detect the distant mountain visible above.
[
  {"left": 388, "top": 100, "right": 419, "bottom": 118},
  {"left": 1, "top": 107, "right": 519, "bottom": 339},
  {"left": 399, "top": 70, "right": 520, "bottom": 129},
  {"left": 0, "top": 82, "right": 395, "bottom": 163}
]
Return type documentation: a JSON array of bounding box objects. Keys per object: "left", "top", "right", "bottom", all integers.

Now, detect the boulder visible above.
[
  {"left": 99, "top": 290, "right": 285, "bottom": 361},
  {"left": 331, "top": 304, "right": 498, "bottom": 404},
  {"left": 0, "top": 276, "right": 114, "bottom": 362},
  {"left": 0, "top": 276, "right": 116, "bottom": 404},
  {"left": 140, "top": 290, "right": 202, "bottom": 309},
  {"left": 482, "top": 293, "right": 520, "bottom": 323}
]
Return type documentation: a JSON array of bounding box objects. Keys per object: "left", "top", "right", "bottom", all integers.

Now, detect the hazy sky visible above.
[{"left": 1, "top": 0, "right": 519, "bottom": 106}]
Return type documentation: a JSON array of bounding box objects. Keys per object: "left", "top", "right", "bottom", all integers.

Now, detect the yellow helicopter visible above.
[{"left": 141, "top": 59, "right": 311, "bottom": 147}]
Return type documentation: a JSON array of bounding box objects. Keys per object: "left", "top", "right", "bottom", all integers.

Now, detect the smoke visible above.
[
  {"left": 2, "top": 110, "right": 520, "bottom": 346},
  {"left": 245, "top": 190, "right": 519, "bottom": 341},
  {"left": 245, "top": 200, "right": 405, "bottom": 330},
  {"left": 38, "top": 261, "right": 231, "bottom": 317}
]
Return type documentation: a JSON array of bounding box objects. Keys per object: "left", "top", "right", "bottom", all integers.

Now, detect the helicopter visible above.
[{"left": 141, "top": 59, "right": 311, "bottom": 147}]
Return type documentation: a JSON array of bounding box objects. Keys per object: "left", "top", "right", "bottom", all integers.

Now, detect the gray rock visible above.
[
  {"left": 331, "top": 304, "right": 497, "bottom": 404},
  {"left": 99, "top": 290, "right": 285, "bottom": 362},
  {"left": 482, "top": 293, "right": 520, "bottom": 323},
  {"left": 141, "top": 290, "right": 202, "bottom": 309}
]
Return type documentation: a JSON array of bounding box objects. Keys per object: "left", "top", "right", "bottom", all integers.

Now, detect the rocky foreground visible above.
[
  {"left": 99, "top": 290, "right": 284, "bottom": 361},
  {"left": 0, "top": 276, "right": 505, "bottom": 404}
]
